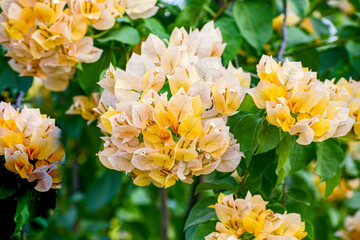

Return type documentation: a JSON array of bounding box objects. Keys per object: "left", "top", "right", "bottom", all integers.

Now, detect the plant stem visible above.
[
  {"left": 237, "top": 172, "right": 248, "bottom": 197},
  {"left": 160, "top": 188, "right": 169, "bottom": 240},
  {"left": 91, "top": 29, "right": 111, "bottom": 39},
  {"left": 15, "top": 91, "right": 24, "bottom": 110},
  {"left": 285, "top": 35, "right": 360, "bottom": 56},
  {"left": 277, "top": 0, "right": 288, "bottom": 62},
  {"left": 282, "top": 181, "right": 287, "bottom": 206},
  {"left": 213, "top": 0, "right": 234, "bottom": 21}
]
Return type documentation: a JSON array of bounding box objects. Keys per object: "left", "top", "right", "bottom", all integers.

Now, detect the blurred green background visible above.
[{"left": 1, "top": 0, "right": 360, "bottom": 239}]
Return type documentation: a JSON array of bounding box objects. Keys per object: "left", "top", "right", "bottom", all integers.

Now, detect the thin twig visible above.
[
  {"left": 277, "top": 0, "right": 288, "bottom": 62},
  {"left": 285, "top": 35, "right": 360, "bottom": 57},
  {"left": 71, "top": 158, "right": 79, "bottom": 232},
  {"left": 234, "top": 57, "right": 240, "bottom": 69},
  {"left": 160, "top": 188, "right": 169, "bottom": 240},
  {"left": 248, "top": 72, "right": 260, "bottom": 79},
  {"left": 282, "top": 182, "right": 287, "bottom": 206},
  {"left": 213, "top": 0, "right": 234, "bottom": 21},
  {"left": 15, "top": 91, "right": 24, "bottom": 110},
  {"left": 236, "top": 172, "right": 248, "bottom": 197},
  {"left": 21, "top": 229, "right": 25, "bottom": 240}
]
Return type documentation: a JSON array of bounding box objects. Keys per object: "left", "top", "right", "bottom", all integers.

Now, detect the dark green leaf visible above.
[
  {"left": 144, "top": 18, "right": 169, "bottom": 40},
  {"left": 303, "top": 219, "right": 315, "bottom": 240},
  {"left": 324, "top": 168, "right": 341, "bottom": 198},
  {"left": 288, "top": 188, "right": 311, "bottom": 204},
  {"left": 86, "top": 169, "right": 123, "bottom": 211},
  {"left": 287, "top": 27, "right": 316, "bottom": 48},
  {"left": 256, "top": 120, "right": 281, "bottom": 154},
  {"left": 233, "top": 1, "right": 272, "bottom": 52},
  {"left": 14, "top": 192, "right": 29, "bottom": 234},
  {"left": 191, "top": 221, "right": 216, "bottom": 240},
  {"left": 289, "top": 142, "right": 315, "bottom": 173},
  {"left": 289, "top": 0, "right": 309, "bottom": 17},
  {"left": 195, "top": 182, "right": 235, "bottom": 195},
  {"left": 276, "top": 134, "right": 294, "bottom": 186},
  {"left": 77, "top": 49, "right": 115, "bottom": 95},
  {"left": 184, "top": 196, "right": 216, "bottom": 230},
  {"left": 98, "top": 26, "right": 141, "bottom": 45},
  {"left": 238, "top": 94, "right": 260, "bottom": 114},
  {"left": 0, "top": 55, "right": 33, "bottom": 92},
  {"left": 230, "top": 114, "right": 262, "bottom": 166},
  {"left": 315, "top": 139, "right": 345, "bottom": 181},
  {"left": 215, "top": 17, "right": 242, "bottom": 63},
  {"left": 346, "top": 40, "right": 360, "bottom": 69}
]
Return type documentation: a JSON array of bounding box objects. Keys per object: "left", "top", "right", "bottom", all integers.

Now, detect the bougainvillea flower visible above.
[
  {"left": 206, "top": 192, "right": 308, "bottom": 240},
  {"left": 0, "top": 102, "right": 64, "bottom": 192},
  {"left": 0, "top": 0, "right": 159, "bottom": 91},
  {"left": 249, "top": 55, "right": 354, "bottom": 145},
  {"left": 95, "top": 22, "right": 247, "bottom": 188}
]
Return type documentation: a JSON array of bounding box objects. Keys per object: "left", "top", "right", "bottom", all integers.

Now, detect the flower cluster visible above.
[
  {"left": 323, "top": 78, "right": 360, "bottom": 139},
  {"left": 95, "top": 22, "right": 249, "bottom": 188},
  {"left": 0, "top": 102, "right": 64, "bottom": 192},
  {"left": 66, "top": 92, "right": 100, "bottom": 124},
  {"left": 249, "top": 55, "right": 354, "bottom": 145},
  {"left": 335, "top": 210, "right": 360, "bottom": 240},
  {"left": 206, "top": 193, "right": 308, "bottom": 240},
  {"left": 0, "top": 0, "right": 158, "bottom": 91}
]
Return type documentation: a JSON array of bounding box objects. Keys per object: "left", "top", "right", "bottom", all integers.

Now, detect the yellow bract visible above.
[
  {"left": 249, "top": 55, "right": 355, "bottom": 145},
  {"left": 206, "top": 193, "right": 308, "bottom": 240},
  {"left": 0, "top": 102, "right": 64, "bottom": 192}
]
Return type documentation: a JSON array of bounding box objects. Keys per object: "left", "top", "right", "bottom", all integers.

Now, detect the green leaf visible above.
[
  {"left": 289, "top": 142, "right": 315, "bottom": 173},
  {"left": 346, "top": 40, "right": 360, "bottom": 70},
  {"left": 266, "top": 202, "right": 286, "bottom": 214},
  {"left": 303, "top": 219, "right": 315, "bottom": 240},
  {"left": 289, "top": 0, "right": 309, "bottom": 17},
  {"left": 315, "top": 139, "right": 345, "bottom": 181},
  {"left": 238, "top": 94, "right": 261, "bottom": 114},
  {"left": 230, "top": 114, "right": 263, "bottom": 166},
  {"left": 233, "top": 1, "right": 272, "bottom": 52},
  {"left": 0, "top": 55, "right": 33, "bottom": 92},
  {"left": 86, "top": 169, "right": 123, "bottom": 211},
  {"left": 276, "top": 134, "right": 294, "bottom": 186},
  {"left": 77, "top": 49, "right": 115, "bottom": 95},
  {"left": 256, "top": 120, "right": 281, "bottom": 154},
  {"left": 324, "top": 168, "right": 341, "bottom": 198},
  {"left": 144, "top": 18, "right": 169, "bottom": 40},
  {"left": 288, "top": 188, "right": 311, "bottom": 204},
  {"left": 184, "top": 196, "right": 216, "bottom": 230},
  {"left": 191, "top": 221, "right": 216, "bottom": 240},
  {"left": 98, "top": 26, "right": 141, "bottom": 45},
  {"left": 215, "top": 17, "right": 242, "bottom": 63},
  {"left": 248, "top": 150, "right": 276, "bottom": 183},
  {"left": 195, "top": 182, "right": 235, "bottom": 195},
  {"left": 0, "top": 163, "right": 18, "bottom": 199},
  {"left": 14, "top": 192, "right": 29, "bottom": 234},
  {"left": 287, "top": 27, "right": 316, "bottom": 48}
]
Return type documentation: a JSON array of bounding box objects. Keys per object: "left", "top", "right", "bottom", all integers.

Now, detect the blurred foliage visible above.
[{"left": 1, "top": 0, "right": 360, "bottom": 239}]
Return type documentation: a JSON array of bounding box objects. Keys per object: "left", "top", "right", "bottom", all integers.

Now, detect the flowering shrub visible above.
[
  {"left": 0, "top": 0, "right": 158, "bottom": 91},
  {"left": 1, "top": 0, "right": 360, "bottom": 239},
  {"left": 0, "top": 101, "right": 64, "bottom": 192},
  {"left": 206, "top": 193, "right": 308, "bottom": 240},
  {"left": 95, "top": 22, "right": 249, "bottom": 187}
]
